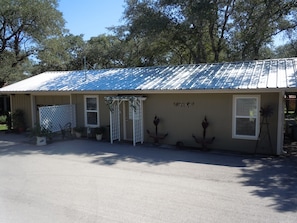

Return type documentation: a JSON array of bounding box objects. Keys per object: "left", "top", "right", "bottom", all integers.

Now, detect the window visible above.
[
  {"left": 232, "top": 95, "right": 260, "bottom": 140},
  {"left": 84, "top": 96, "right": 99, "bottom": 127}
]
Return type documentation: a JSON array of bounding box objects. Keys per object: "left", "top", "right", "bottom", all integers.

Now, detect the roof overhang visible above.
[{"left": 1, "top": 88, "right": 295, "bottom": 96}]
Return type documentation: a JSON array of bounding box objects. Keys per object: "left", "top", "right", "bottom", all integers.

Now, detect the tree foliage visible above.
[
  {"left": 1, "top": 0, "right": 297, "bottom": 85},
  {"left": 36, "top": 34, "right": 85, "bottom": 73},
  {"left": 83, "top": 35, "right": 125, "bottom": 69},
  {"left": 122, "top": 0, "right": 297, "bottom": 63},
  {"left": 230, "top": 0, "right": 297, "bottom": 60},
  {"left": 276, "top": 27, "right": 297, "bottom": 58},
  {"left": 0, "top": 0, "right": 65, "bottom": 84}
]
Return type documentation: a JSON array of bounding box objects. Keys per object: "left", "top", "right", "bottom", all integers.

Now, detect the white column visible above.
[
  {"left": 117, "top": 100, "right": 121, "bottom": 142},
  {"left": 277, "top": 91, "right": 285, "bottom": 155},
  {"left": 30, "top": 95, "right": 36, "bottom": 127},
  {"left": 140, "top": 100, "right": 144, "bottom": 144},
  {"left": 132, "top": 100, "right": 136, "bottom": 146},
  {"left": 123, "top": 102, "right": 127, "bottom": 141},
  {"left": 109, "top": 102, "right": 114, "bottom": 144}
]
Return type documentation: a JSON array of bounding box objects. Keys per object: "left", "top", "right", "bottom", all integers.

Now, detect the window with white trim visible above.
[
  {"left": 232, "top": 95, "right": 260, "bottom": 140},
  {"left": 84, "top": 95, "right": 99, "bottom": 127}
]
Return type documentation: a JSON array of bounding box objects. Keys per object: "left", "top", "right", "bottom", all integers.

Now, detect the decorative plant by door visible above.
[
  {"left": 192, "top": 116, "right": 215, "bottom": 150},
  {"left": 147, "top": 116, "right": 168, "bottom": 144},
  {"left": 255, "top": 105, "right": 273, "bottom": 154}
]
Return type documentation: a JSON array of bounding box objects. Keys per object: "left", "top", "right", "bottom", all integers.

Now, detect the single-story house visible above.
[{"left": 1, "top": 57, "right": 297, "bottom": 155}]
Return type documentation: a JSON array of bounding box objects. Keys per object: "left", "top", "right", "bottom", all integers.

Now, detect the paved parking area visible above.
[{"left": 0, "top": 133, "right": 297, "bottom": 223}]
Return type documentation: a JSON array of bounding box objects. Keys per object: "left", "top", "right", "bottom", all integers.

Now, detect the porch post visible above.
[
  {"left": 277, "top": 91, "right": 285, "bottom": 155},
  {"left": 123, "top": 101, "right": 127, "bottom": 140},
  {"left": 109, "top": 108, "right": 113, "bottom": 144},
  {"left": 117, "top": 100, "right": 121, "bottom": 142},
  {"left": 9, "top": 95, "right": 13, "bottom": 113},
  {"left": 132, "top": 100, "right": 136, "bottom": 146},
  {"left": 140, "top": 99, "right": 144, "bottom": 144},
  {"left": 30, "top": 95, "right": 36, "bottom": 128}
]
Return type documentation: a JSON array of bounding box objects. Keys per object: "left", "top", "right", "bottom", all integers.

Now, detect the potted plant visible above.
[
  {"left": 12, "top": 109, "right": 26, "bottom": 133},
  {"left": 94, "top": 126, "right": 105, "bottom": 141},
  {"left": 31, "top": 124, "right": 52, "bottom": 146},
  {"left": 73, "top": 126, "right": 84, "bottom": 138}
]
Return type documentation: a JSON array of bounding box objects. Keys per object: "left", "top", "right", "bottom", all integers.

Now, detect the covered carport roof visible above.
[{"left": 1, "top": 57, "right": 297, "bottom": 94}]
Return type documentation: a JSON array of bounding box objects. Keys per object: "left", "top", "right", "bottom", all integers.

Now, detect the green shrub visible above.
[
  {"left": 0, "top": 115, "right": 6, "bottom": 124},
  {"left": 0, "top": 124, "right": 8, "bottom": 131}
]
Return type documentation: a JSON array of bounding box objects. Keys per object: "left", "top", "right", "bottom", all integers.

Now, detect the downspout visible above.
[
  {"left": 277, "top": 91, "right": 285, "bottom": 155},
  {"left": 109, "top": 105, "right": 113, "bottom": 144}
]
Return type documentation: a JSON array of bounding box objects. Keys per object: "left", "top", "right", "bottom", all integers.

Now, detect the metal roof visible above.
[{"left": 1, "top": 57, "right": 297, "bottom": 93}]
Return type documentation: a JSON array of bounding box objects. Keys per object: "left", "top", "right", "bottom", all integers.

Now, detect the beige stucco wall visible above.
[
  {"left": 143, "top": 93, "right": 230, "bottom": 148},
  {"left": 12, "top": 94, "right": 110, "bottom": 129},
  {"left": 99, "top": 95, "right": 111, "bottom": 127},
  {"left": 69, "top": 94, "right": 110, "bottom": 128},
  {"left": 141, "top": 92, "right": 279, "bottom": 154},
  {"left": 10, "top": 92, "right": 280, "bottom": 154},
  {"left": 71, "top": 94, "right": 84, "bottom": 127},
  {"left": 35, "top": 95, "right": 70, "bottom": 106}
]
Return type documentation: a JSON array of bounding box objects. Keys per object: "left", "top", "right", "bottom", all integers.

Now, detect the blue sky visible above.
[{"left": 58, "top": 0, "right": 126, "bottom": 40}]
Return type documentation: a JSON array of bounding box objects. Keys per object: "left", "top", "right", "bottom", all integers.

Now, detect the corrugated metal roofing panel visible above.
[
  {"left": 197, "top": 64, "right": 221, "bottom": 89},
  {"left": 179, "top": 64, "right": 202, "bottom": 89},
  {"left": 267, "top": 60, "right": 278, "bottom": 88},
  {"left": 225, "top": 62, "right": 246, "bottom": 89},
  {"left": 208, "top": 63, "right": 230, "bottom": 89},
  {"left": 162, "top": 66, "right": 189, "bottom": 89},
  {"left": 238, "top": 62, "right": 255, "bottom": 89},
  {"left": 248, "top": 61, "right": 263, "bottom": 89},
  {"left": 1, "top": 58, "right": 297, "bottom": 93},
  {"left": 257, "top": 60, "right": 270, "bottom": 89},
  {"left": 286, "top": 59, "right": 297, "bottom": 88},
  {"left": 215, "top": 63, "right": 237, "bottom": 89},
  {"left": 277, "top": 60, "right": 287, "bottom": 88},
  {"left": 182, "top": 64, "right": 210, "bottom": 89}
]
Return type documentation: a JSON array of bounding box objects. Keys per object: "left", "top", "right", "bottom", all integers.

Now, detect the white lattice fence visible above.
[
  {"left": 133, "top": 100, "right": 143, "bottom": 145},
  {"left": 39, "top": 104, "right": 76, "bottom": 132},
  {"left": 110, "top": 101, "right": 120, "bottom": 143}
]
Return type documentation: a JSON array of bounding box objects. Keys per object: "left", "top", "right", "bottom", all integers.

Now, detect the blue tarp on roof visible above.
[{"left": 1, "top": 58, "right": 297, "bottom": 92}]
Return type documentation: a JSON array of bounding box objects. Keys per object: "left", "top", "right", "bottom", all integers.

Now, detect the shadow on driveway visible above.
[
  {"left": 1, "top": 132, "right": 297, "bottom": 213},
  {"left": 240, "top": 157, "right": 297, "bottom": 212},
  {"left": 0, "top": 132, "right": 247, "bottom": 167}
]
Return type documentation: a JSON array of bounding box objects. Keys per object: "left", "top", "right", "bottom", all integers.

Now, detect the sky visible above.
[{"left": 58, "top": 0, "right": 126, "bottom": 40}]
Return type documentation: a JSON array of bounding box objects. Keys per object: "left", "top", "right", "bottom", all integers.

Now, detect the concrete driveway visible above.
[{"left": 0, "top": 133, "right": 297, "bottom": 223}]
